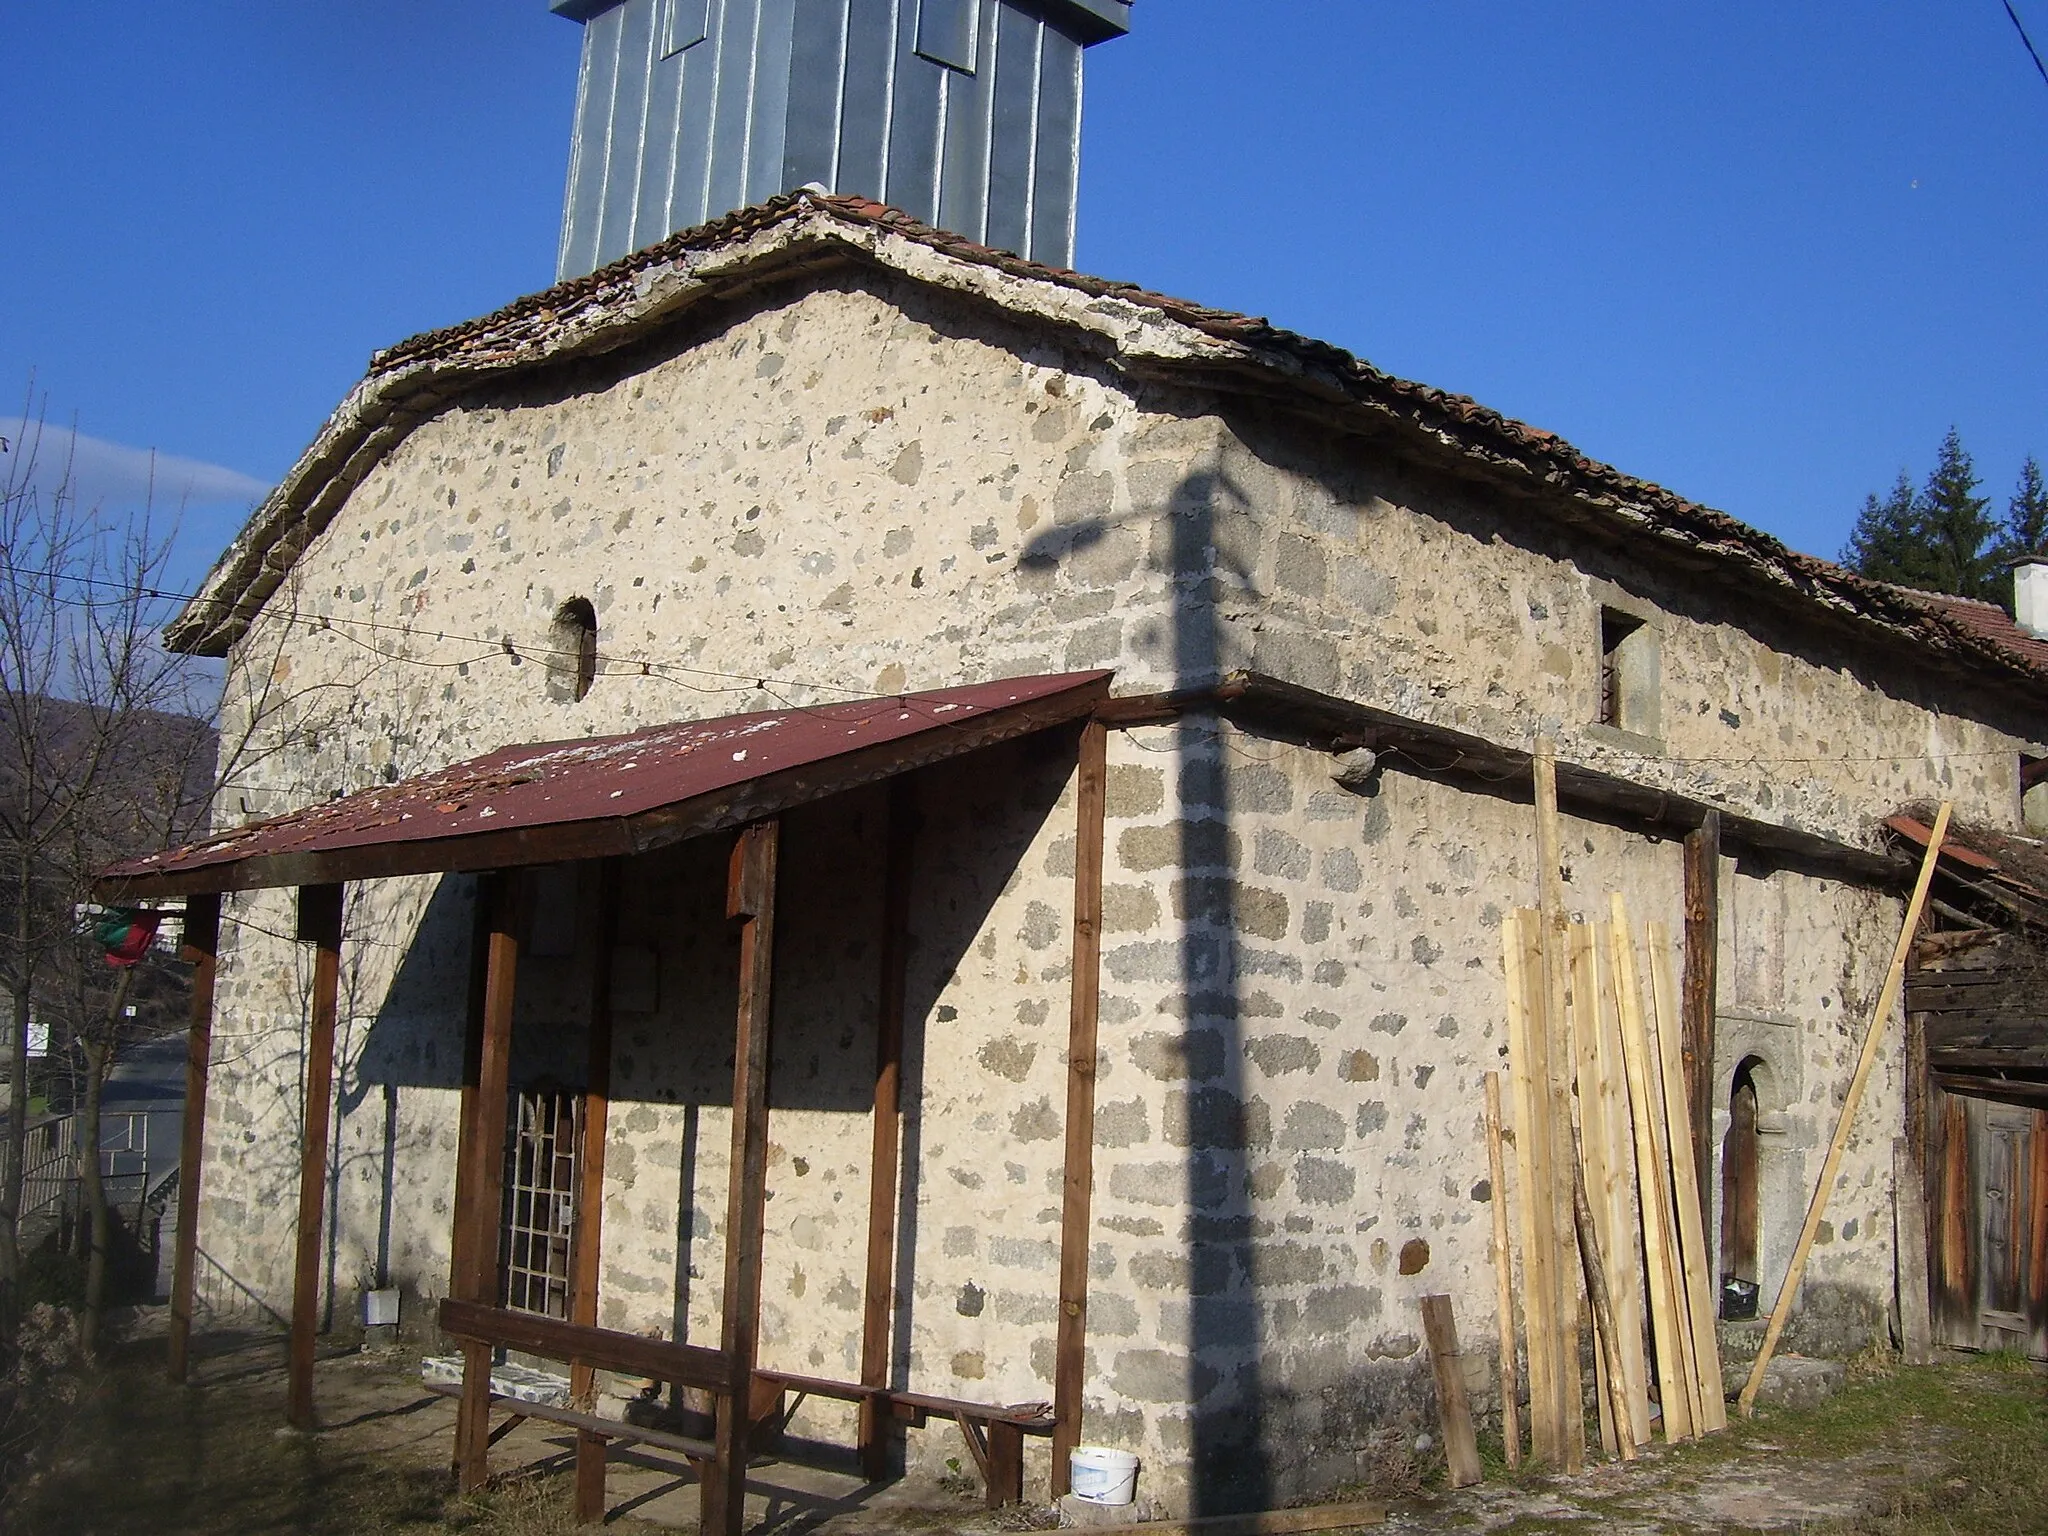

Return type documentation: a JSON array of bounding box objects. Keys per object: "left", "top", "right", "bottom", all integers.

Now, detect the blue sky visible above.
[{"left": 4, "top": 2, "right": 2045, "bottom": 598}]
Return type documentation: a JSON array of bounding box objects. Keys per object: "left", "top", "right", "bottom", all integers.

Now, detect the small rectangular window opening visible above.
[
  {"left": 1599, "top": 608, "right": 1644, "bottom": 728},
  {"left": 503, "top": 1088, "right": 581, "bottom": 1320}
]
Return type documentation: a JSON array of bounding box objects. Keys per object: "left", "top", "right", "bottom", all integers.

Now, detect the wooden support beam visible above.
[
  {"left": 1420, "top": 1295, "right": 1483, "bottom": 1488},
  {"left": 1682, "top": 813, "right": 1721, "bottom": 1239},
  {"left": 167, "top": 892, "right": 221, "bottom": 1384},
  {"left": 456, "top": 872, "right": 527, "bottom": 1491},
  {"left": 448, "top": 874, "right": 495, "bottom": 1478},
  {"left": 1531, "top": 741, "right": 1585, "bottom": 1473},
  {"left": 986, "top": 1421, "right": 1026, "bottom": 1509},
  {"left": 859, "top": 780, "right": 915, "bottom": 1483},
  {"left": 1052, "top": 719, "right": 1109, "bottom": 1496},
  {"left": 288, "top": 883, "right": 344, "bottom": 1431},
  {"left": 448, "top": 878, "right": 494, "bottom": 1300},
  {"left": 572, "top": 858, "right": 622, "bottom": 1525},
  {"left": 1739, "top": 803, "right": 1951, "bottom": 1416},
  {"left": 440, "top": 1298, "right": 730, "bottom": 1388},
  {"left": 706, "top": 819, "right": 781, "bottom": 1536}
]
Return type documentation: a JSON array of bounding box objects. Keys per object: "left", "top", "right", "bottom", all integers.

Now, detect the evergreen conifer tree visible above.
[
  {"left": 1919, "top": 427, "right": 1998, "bottom": 601},
  {"left": 1843, "top": 469, "right": 1932, "bottom": 587},
  {"left": 2002, "top": 455, "right": 2048, "bottom": 559}
]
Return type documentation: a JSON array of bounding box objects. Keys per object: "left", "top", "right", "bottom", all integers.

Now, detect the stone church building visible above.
[{"left": 102, "top": 2, "right": 2048, "bottom": 1526}]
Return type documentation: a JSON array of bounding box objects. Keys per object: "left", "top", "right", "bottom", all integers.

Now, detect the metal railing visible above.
[{"left": 20, "top": 1108, "right": 157, "bottom": 1228}]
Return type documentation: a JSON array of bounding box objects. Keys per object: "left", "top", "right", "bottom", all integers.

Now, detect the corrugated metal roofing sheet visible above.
[{"left": 97, "top": 671, "right": 1109, "bottom": 898}]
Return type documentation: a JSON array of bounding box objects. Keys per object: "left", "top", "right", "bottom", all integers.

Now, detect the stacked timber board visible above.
[{"left": 1493, "top": 898, "right": 1726, "bottom": 1465}]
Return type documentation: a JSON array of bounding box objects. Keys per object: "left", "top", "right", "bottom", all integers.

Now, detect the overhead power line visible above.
[{"left": 2003, "top": 0, "right": 2048, "bottom": 91}]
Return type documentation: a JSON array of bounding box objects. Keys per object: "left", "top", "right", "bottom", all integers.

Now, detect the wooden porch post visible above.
[
  {"left": 572, "top": 858, "right": 622, "bottom": 1524},
  {"left": 1682, "top": 812, "right": 1721, "bottom": 1237},
  {"left": 288, "top": 882, "right": 345, "bottom": 1430},
  {"left": 448, "top": 875, "right": 496, "bottom": 1308},
  {"left": 1051, "top": 720, "right": 1108, "bottom": 1496},
  {"left": 447, "top": 874, "right": 495, "bottom": 1479},
  {"left": 456, "top": 870, "right": 527, "bottom": 1492},
  {"left": 167, "top": 892, "right": 221, "bottom": 1383},
  {"left": 857, "top": 780, "right": 915, "bottom": 1482},
  {"left": 706, "top": 819, "right": 780, "bottom": 1536}
]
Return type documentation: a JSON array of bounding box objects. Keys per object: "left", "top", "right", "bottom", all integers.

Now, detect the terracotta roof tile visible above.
[{"left": 159, "top": 191, "right": 2048, "bottom": 702}]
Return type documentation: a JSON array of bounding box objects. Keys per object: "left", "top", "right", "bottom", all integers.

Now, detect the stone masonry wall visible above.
[{"left": 189, "top": 269, "right": 1978, "bottom": 1510}]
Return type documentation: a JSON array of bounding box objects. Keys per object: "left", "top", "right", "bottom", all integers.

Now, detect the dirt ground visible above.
[{"left": 4, "top": 1313, "right": 2044, "bottom": 1535}]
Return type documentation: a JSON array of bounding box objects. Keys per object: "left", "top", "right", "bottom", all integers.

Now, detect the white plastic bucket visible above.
[{"left": 1068, "top": 1445, "right": 1139, "bottom": 1505}]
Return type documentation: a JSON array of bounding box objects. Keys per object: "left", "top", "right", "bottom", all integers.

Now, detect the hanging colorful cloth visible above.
[{"left": 95, "top": 907, "right": 161, "bottom": 968}]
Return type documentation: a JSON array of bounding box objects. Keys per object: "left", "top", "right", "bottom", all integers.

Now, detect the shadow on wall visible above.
[
  {"left": 1024, "top": 450, "right": 1271, "bottom": 1516},
  {"left": 342, "top": 751, "right": 1071, "bottom": 1425}
]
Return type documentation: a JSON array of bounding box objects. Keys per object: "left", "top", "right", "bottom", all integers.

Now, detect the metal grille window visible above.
[{"left": 502, "top": 1089, "right": 581, "bottom": 1320}]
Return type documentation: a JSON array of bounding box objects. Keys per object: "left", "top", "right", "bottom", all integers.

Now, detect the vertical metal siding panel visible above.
[
  {"left": 706, "top": 0, "right": 763, "bottom": 224},
  {"left": 638, "top": 20, "right": 691, "bottom": 244},
  {"left": 675, "top": 3, "right": 721, "bottom": 229},
  {"left": 561, "top": 4, "right": 628, "bottom": 278},
  {"left": 836, "top": 0, "right": 896, "bottom": 201},
  {"left": 938, "top": 0, "right": 1000, "bottom": 244},
  {"left": 884, "top": 1, "right": 943, "bottom": 223},
  {"left": 784, "top": 0, "right": 850, "bottom": 190},
  {"left": 745, "top": 0, "right": 797, "bottom": 206},
  {"left": 596, "top": 0, "right": 658, "bottom": 266},
  {"left": 981, "top": 4, "right": 1038, "bottom": 256},
  {"left": 1029, "top": 26, "right": 1082, "bottom": 268},
  {"left": 558, "top": 22, "right": 603, "bottom": 278}
]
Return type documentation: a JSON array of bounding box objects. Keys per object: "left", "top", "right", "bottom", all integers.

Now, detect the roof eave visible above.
[{"left": 162, "top": 192, "right": 2048, "bottom": 707}]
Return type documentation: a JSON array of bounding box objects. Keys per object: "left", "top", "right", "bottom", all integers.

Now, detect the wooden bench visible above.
[
  {"left": 440, "top": 1302, "right": 1055, "bottom": 1509},
  {"left": 748, "top": 1369, "right": 1053, "bottom": 1507}
]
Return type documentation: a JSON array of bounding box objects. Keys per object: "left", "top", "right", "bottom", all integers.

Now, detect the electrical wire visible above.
[
  {"left": 2003, "top": 0, "right": 2048, "bottom": 90},
  {"left": 4, "top": 556, "right": 2038, "bottom": 773}
]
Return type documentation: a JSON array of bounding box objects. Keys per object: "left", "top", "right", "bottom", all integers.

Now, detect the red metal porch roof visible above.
[{"left": 97, "top": 672, "right": 1111, "bottom": 898}]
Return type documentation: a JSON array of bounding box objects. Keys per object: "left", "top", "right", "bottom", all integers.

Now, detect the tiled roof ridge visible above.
[{"left": 163, "top": 191, "right": 2048, "bottom": 699}]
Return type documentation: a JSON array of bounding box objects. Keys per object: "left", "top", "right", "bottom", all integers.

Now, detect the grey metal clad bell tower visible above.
[{"left": 551, "top": 0, "right": 1130, "bottom": 279}]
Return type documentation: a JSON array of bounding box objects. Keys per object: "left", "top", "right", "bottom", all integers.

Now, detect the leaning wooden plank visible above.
[
  {"left": 1503, "top": 912, "right": 1563, "bottom": 1467},
  {"left": 1482, "top": 1073, "right": 1523, "bottom": 1470},
  {"left": 1647, "top": 921, "right": 1729, "bottom": 1431},
  {"left": 1531, "top": 741, "right": 1586, "bottom": 1473},
  {"left": 1567, "top": 920, "right": 1638, "bottom": 1458},
  {"left": 1592, "top": 921, "right": 1654, "bottom": 1445},
  {"left": 1054, "top": 1502, "right": 1387, "bottom": 1536},
  {"left": 1420, "top": 1295, "right": 1484, "bottom": 1487},
  {"left": 1892, "top": 1137, "right": 1933, "bottom": 1368},
  {"left": 1739, "top": 802, "right": 1952, "bottom": 1416},
  {"left": 1609, "top": 896, "right": 1695, "bottom": 1444},
  {"left": 1634, "top": 919, "right": 1706, "bottom": 1436}
]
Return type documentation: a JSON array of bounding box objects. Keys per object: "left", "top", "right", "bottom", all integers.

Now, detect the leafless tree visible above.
[{"left": 0, "top": 390, "right": 341, "bottom": 1352}]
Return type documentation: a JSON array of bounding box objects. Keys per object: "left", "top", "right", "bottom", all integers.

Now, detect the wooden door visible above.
[
  {"left": 1977, "top": 1104, "right": 2031, "bottom": 1347},
  {"left": 1925, "top": 1083, "right": 2047, "bottom": 1360}
]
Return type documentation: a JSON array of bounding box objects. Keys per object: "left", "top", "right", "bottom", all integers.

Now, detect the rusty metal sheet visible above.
[{"left": 98, "top": 672, "right": 1109, "bottom": 897}]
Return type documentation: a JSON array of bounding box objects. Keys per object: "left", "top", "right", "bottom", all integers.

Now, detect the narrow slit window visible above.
[
  {"left": 549, "top": 598, "right": 599, "bottom": 703},
  {"left": 1596, "top": 606, "right": 1659, "bottom": 738}
]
